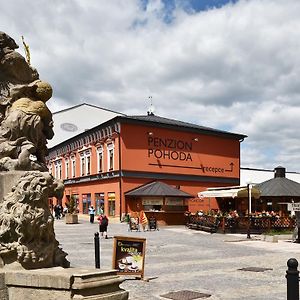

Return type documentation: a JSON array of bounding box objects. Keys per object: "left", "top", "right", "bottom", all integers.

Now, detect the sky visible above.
[{"left": 2, "top": 0, "right": 300, "bottom": 172}]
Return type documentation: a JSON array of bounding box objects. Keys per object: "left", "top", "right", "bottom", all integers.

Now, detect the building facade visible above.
[{"left": 47, "top": 113, "right": 246, "bottom": 222}]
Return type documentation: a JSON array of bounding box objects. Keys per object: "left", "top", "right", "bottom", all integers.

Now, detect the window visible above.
[
  {"left": 80, "top": 150, "right": 91, "bottom": 176},
  {"left": 48, "top": 163, "right": 53, "bottom": 176},
  {"left": 85, "top": 150, "right": 91, "bottom": 175},
  {"left": 65, "top": 159, "right": 69, "bottom": 179},
  {"left": 108, "top": 192, "right": 115, "bottom": 216},
  {"left": 80, "top": 153, "right": 85, "bottom": 176},
  {"left": 97, "top": 147, "right": 103, "bottom": 173},
  {"left": 54, "top": 160, "right": 62, "bottom": 179},
  {"left": 71, "top": 157, "right": 76, "bottom": 178},
  {"left": 95, "top": 193, "right": 104, "bottom": 215},
  {"left": 107, "top": 143, "right": 114, "bottom": 171}
]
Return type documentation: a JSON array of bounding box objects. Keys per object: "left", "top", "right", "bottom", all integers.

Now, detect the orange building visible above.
[{"left": 47, "top": 112, "right": 246, "bottom": 224}]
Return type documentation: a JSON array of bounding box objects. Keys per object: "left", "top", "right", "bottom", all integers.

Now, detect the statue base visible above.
[{"left": 0, "top": 267, "right": 129, "bottom": 300}]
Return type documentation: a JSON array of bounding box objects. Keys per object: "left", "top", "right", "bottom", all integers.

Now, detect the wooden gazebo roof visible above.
[
  {"left": 255, "top": 166, "right": 300, "bottom": 197},
  {"left": 125, "top": 181, "right": 193, "bottom": 198}
]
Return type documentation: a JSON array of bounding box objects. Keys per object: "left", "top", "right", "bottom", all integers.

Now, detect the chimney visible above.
[{"left": 274, "top": 166, "right": 286, "bottom": 178}]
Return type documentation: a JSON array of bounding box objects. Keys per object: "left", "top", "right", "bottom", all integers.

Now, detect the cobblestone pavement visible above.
[{"left": 54, "top": 216, "right": 300, "bottom": 300}]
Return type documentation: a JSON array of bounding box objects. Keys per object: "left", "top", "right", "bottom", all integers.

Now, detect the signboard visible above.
[
  {"left": 288, "top": 203, "right": 300, "bottom": 211},
  {"left": 112, "top": 236, "right": 146, "bottom": 278},
  {"left": 165, "top": 198, "right": 184, "bottom": 206},
  {"left": 142, "top": 198, "right": 163, "bottom": 205}
]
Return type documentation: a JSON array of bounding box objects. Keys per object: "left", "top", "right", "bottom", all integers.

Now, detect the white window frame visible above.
[
  {"left": 65, "top": 159, "right": 69, "bottom": 179},
  {"left": 79, "top": 150, "right": 91, "bottom": 176},
  {"left": 97, "top": 146, "right": 103, "bottom": 173},
  {"left": 107, "top": 143, "right": 114, "bottom": 171},
  {"left": 71, "top": 156, "right": 76, "bottom": 178},
  {"left": 54, "top": 160, "right": 62, "bottom": 179},
  {"left": 85, "top": 150, "right": 91, "bottom": 175},
  {"left": 48, "top": 163, "right": 53, "bottom": 176},
  {"left": 80, "top": 153, "right": 85, "bottom": 176}
]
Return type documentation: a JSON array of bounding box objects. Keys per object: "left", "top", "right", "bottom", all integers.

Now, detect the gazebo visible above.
[
  {"left": 254, "top": 166, "right": 300, "bottom": 216},
  {"left": 125, "top": 181, "right": 193, "bottom": 225}
]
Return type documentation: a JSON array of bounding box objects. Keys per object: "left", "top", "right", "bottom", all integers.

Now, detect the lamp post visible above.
[{"left": 247, "top": 184, "right": 253, "bottom": 239}]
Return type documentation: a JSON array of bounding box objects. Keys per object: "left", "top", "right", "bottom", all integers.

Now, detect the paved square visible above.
[{"left": 55, "top": 216, "right": 300, "bottom": 299}]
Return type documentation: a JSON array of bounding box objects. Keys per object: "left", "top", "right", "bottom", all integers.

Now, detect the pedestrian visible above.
[
  {"left": 54, "top": 204, "right": 61, "bottom": 220},
  {"left": 89, "top": 205, "right": 95, "bottom": 223},
  {"left": 97, "top": 214, "right": 109, "bottom": 239}
]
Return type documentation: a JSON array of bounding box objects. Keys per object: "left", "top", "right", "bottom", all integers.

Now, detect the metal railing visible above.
[{"left": 187, "top": 214, "right": 295, "bottom": 234}]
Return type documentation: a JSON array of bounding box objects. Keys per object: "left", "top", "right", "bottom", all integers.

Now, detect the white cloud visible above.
[{"left": 2, "top": 0, "right": 300, "bottom": 171}]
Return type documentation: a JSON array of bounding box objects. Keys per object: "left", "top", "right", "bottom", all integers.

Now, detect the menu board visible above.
[{"left": 112, "top": 236, "right": 146, "bottom": 278}]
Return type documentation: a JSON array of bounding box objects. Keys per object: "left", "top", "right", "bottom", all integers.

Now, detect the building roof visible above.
[
  {"left": 48, "top": 105, "right": 246, "bottom": 151},
  {"left": 255, "top": 166, "right": 300, "bottom": 197},
  {"left": 255, "top": 177, "right": 300, "bottom": 197},
  {"left": 48, "top": 103, "right": 124, "bottom": 148},
  {"left": 125, "top": 181, "right": 193, "bottom": 197},
  {"left": 118, "top": 114, "right": 246, "bottom": 140}
]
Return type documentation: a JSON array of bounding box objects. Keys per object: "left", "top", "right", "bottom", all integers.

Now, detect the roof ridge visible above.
[{"left": 53, "top": 102, "right": 126, "bottom": 116}]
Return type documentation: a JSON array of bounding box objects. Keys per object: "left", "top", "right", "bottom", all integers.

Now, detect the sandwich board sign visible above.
[
  {"left": 112, "top": 236, "right": 146, "bottom": 279},
  {"left": 288, "top": 203, "right": 300, "bottom": 212}
]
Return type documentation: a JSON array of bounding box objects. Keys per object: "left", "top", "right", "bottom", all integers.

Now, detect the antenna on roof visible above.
[{"left": 147, "top": 96, "right": 155, "bottom": 116}]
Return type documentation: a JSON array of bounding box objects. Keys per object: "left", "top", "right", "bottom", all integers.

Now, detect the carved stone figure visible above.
[
  {"left": 0, "top": 32, "right": 70, "bottom": 269},
  {"left": 0, "top": 80, "right": 54, "bottom": 171},
  {"left": 0, "top": 172, "right": 69, "bottom": 269}
]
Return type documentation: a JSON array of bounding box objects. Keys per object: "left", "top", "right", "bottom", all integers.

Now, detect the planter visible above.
[
  {"left": 261, "top": 234, "right": 278, "bottom": 243},
  {"left": 65, "top": 214, "right": 79, "bottom": 224}
]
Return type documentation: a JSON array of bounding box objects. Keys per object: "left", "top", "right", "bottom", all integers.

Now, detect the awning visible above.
[{"left": 198, "top": 185, "right": 261, "bottom": 199}]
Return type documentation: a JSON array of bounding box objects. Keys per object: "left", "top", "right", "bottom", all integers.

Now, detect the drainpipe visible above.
[{"left": 117, "top": 125, "right": 122, "bottom": 222}]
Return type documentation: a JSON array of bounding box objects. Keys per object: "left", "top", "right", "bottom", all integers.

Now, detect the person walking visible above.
[
  {"left": 54, "top": 204, "right": 61, "bottom": 220},
  {"left": 89, "top": 205, "right": 95, "bottom": 223},
  {"left": 97, "top": 214, "right": 109, "bottom": 239}
]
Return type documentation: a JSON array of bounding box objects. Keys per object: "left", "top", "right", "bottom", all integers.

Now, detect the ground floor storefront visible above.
[{"left": 52, "top": 173, "right": 234, "bottom": 224}]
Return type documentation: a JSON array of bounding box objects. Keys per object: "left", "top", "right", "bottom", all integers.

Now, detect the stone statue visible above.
[
  {"left": 0, "top": 32, "right": 70, "bottom": 269},
  {"left": 0, "top": 172, "right": 69, "bottom": 269},
  {"left": 0, "top": 80, "right": 54, "bottom": 171}
]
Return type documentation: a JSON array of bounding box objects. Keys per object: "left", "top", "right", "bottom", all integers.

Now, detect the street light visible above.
[
  {"left": 247, "top": 183, "right": 253, "bottom": 239},
  {"left": 248, "top": 184, "right": 252, "bottom": 215}
]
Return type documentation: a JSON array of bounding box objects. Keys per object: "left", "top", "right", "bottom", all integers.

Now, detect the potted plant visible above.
[{"left": 65, "top": 195, "right": 79, "bottom": 224}]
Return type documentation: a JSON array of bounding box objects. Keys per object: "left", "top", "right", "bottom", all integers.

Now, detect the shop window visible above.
[
  {"left": 82, "top": 193, "right": 91, "bottom": 214},
  {"left": 108, "top": 192, "right": 115, "bottom": 216},
  {"left": 95, "top": 193, "right": 104, "bottom": 215},
  {"left": 97, "top": 147, "right": 103, "bottom": 173},
  {"left": 107, "top": 143, "right": 114, "bottom": 171},
  {"left": 142, "top": 198, "right": 163, "bottom": 212}
]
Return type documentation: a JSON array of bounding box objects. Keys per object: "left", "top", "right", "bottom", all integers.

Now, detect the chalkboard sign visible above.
[
  {"left": 112, "top": 236, "right": 146, "bottom": 278},
  {"left": 149, "top": 216, "right": 158, "bottom": 231}
]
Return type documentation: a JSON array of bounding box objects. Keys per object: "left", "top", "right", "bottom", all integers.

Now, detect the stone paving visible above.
[{"left": 54, "top": 215, "right": 300, "bottom": 300}]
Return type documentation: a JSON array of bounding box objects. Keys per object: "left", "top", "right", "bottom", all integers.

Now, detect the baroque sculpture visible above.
[{"left": 0, "top": 32, "right": 69, "bottom": 268}]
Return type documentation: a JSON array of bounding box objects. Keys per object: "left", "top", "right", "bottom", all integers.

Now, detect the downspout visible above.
[{"left": 118, "top": 124, "right": 122, "bottom": 222}]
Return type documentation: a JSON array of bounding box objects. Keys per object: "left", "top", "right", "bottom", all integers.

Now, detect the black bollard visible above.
[
  {"left": 94, "top": 232, "right": 100, "bottom": 269},
  {"left": 286, "top": 258, "right": 299, "bottom": 300},
  {"left": 247, "top": 217, "right": 251, "bottom": 239}
]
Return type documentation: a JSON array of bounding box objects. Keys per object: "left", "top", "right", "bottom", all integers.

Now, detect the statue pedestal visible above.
[
  {"left": 0, "top": 267, "right": 129, "bottom": 300},
  {"left": 0, "top": 171, "right": 23, "bottom": 201}
]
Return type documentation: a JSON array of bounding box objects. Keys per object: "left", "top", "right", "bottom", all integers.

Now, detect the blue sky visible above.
[
  {"left": 142, "top": 0, "right": 238, "bottom": 12},
  {"left": 2, "top": 0, "right": 300, "bottom": 171}
]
